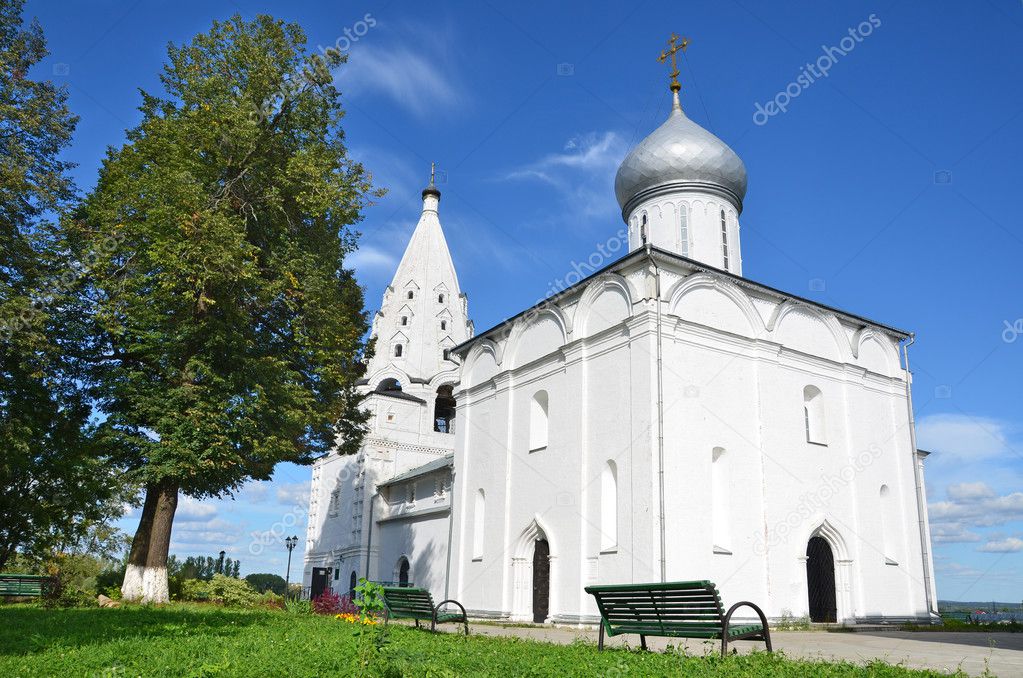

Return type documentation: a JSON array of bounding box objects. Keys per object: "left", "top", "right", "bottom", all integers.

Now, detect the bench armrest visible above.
[
  {"left": 433, "top": 598, "right": 467, "bottom": 621},
  {"left": 723, "top": 601, "right": 769, "bottom": 636}
]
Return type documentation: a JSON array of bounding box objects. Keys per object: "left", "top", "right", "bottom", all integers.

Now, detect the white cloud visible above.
[
  {"left": 947, "top": 481, "right": 997, "bottom": 502},
  {"left": 916, "top": 413, "right": 1017, "bottom": 463},
  {"left": 978, "top": 537, "right": 1023, "bottom": 553},
  {"left": 176, "top": 496, "right": 218, "bottom": 522},
  {"left": 336, "top": 40, "right": 466, "bottom": 118},
  {"left": 504, "top": 132, "right": 628, "bottom": 220},
  {"left": 275, "top": 481, "right": 310, "bottom": 507},
  {"left": 348, "top": 244, "right": 399, "bottom": 273},
  {"left": 930, "top": 490, "right": 1023, "bottom": 527},
  {"left": 930, "top": 523, "right": 982, "bottom": 544}
]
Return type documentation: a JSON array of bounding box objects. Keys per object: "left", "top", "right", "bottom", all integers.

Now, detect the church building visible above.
[{"left": 305, "top": 43, "right": 938, "bottom": 625}]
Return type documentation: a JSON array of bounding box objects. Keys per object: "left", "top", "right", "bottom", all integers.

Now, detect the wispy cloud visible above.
[
  {"left": 275, "top": 481, "right": 310, "bottom": 507},
  {"left": 349, "top": 244, "right": 399, "bottom": 273},
  {"left": 336, "top": 30, "right": 467, "bottom": 118},
  {"left": 504, "top": 132, "right": 627, "bottom": 219}
]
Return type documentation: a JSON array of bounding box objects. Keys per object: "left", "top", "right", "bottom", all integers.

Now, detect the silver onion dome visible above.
[{"left": 614, "top": 96, "right": 747, "bottom": 218}]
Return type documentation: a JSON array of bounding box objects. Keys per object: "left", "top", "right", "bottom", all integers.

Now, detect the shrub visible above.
[
  {"left": 43, "top": 580, "right": 97, "bottom": 609},
  {"left": 285, "top": 597, "right": 312, "bottom": 615},
  {"left": 312, "top": 591, "right": 343, "bottom": 615},
  {"left": 259, "top": 591, "right": 285, "bottom": 610},
  {"left": 180, "top": 574, "right": 260, "bottom": 607},
  {"left": 244, "top": 573, "right": 287, "bottom": 595}
]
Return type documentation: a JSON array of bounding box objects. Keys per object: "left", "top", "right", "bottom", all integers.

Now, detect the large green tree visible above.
[
  {"left": 0, "top": 0, "right": 123, "bottom": 570},
  {"left": 73, "top": 15, "right": 374, "bottom": 602}
]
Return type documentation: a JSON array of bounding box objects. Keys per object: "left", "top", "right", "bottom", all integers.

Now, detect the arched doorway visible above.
[
  {"left": 532, "top": 538, "right": 550, "bottom": 623},
  {"left": 398, "top": 557, "right": 410, "bottom": 587},
  {"left": 806, "top": 536, "right": 837, "bottom": 622},
  {"left": 434, "top": 384, "right": 455, "bottom": 433},
  {"left": 349, "top": 570, "right": 357, "bottom": 598}
]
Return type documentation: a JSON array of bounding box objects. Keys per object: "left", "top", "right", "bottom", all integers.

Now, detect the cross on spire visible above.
[{"left": 658, "top": 33, "right": 689, "bottom": 93}]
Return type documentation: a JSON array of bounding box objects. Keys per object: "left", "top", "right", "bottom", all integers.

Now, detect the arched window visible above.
[
  {"left": 679, "top": 204, "right": 690, "bottom": 258},
  {"left": 601, "top": 461, "right": 618, "bottom": 551},
  {"left": 438, "top": 293, "right": 445, "bottom": 303},
  {"left": 349, "top": 570, "right": 357, "bottom": 597},
  {"left": 397, "top": 556, "right": 410, "bottom": 587},
  {"left": 712, "top": 447, "right": 730, "bottom": 552},
  {"left": 720, "top": 209, "right": 730, "bottom": 269},
  {"left": 401, "top": 316, "right": 408, "bottom": 326},
  {"left": 433, "top": 384, "right": 455, "bottom": 433},
  {"left": 394, "top": 344, "right": 403, "bottom": 358},
  {"left": 880, "top": 484, "right": 896, "bottom": 563},
  {"left": 376, "top": 378, "right": 401, "bottom": 392},
  {"left": 440, "top": 320, "right": 447, "bottom": 331},
  {"left": 529, "top": 390, "right": 549, "bottom": 452},
  {"left": 640, "top": 213, "right": 648, "bottom": 244},
  {"left": 407, "top": 290, "right": 414, "bottom": 299},
  {"left": 803, "top": 385, "right": 826, "bottom": 445},
  {"left": 472, "top": 489, "right": 485, "bottom": 560}
]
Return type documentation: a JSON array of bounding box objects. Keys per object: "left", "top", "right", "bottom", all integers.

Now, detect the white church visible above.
[{"left": 304, "top": 54, "right": 939, "bottom": 626}]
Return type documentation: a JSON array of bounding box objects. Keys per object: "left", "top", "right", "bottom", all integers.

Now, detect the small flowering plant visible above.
[{"left": 334, "top": 611, "right": 378, "bottom": 626}]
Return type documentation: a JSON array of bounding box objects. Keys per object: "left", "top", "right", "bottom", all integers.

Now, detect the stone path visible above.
[{"left": 462, "top": 622, "right": 1023, "bottom": 677}]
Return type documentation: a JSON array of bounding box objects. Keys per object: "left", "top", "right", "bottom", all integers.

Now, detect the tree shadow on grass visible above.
[{"left": 0, "top": 604, "right": 275, "bottom": 657}]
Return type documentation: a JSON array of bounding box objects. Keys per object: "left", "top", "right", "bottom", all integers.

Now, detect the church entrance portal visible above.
[
  {"left": 532, "top": 538, "right": 550, "bottom": 623},
  {"left": 806, "top": 536, "right": 837, "bottom": 623},
  {"left": 311, "top": 567, "right": 329, "bottom": 600}
]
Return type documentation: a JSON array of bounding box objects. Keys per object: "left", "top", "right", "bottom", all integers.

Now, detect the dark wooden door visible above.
[
  {"left": 532, "top": 538, "right": 550, "bottom": 623},
  {"left": 399, "top": 558, "right": 410, "bottom": 587},
  {"left": 311, "top": 567, "right": 329, "bottom": 600},
  {"left": 806, "top": 537, "right": 837, "bottom": 623}
]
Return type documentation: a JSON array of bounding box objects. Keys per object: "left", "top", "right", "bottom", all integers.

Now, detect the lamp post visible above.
[{"left": 284, "top": 535, "right": 299, "bottom": 598}]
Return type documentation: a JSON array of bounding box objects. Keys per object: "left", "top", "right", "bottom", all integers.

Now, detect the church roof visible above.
[
  {"left": 377, "top": 454, "right": 454, "bottom": 488},
  {"left": 451, "top": 245, "right": 909, "bottom": 357}
]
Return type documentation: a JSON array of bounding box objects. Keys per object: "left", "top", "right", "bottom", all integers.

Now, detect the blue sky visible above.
[{"left": 24, "top": 1, "right": 1022, "bottom": 601}]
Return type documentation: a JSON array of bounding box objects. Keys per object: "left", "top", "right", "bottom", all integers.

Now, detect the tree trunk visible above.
[
  {"left": 140, "top": 479, "right": 179, "bottom": 604},
  {"left": 121, "top": 485, "right": 160, "bottom": 601}
]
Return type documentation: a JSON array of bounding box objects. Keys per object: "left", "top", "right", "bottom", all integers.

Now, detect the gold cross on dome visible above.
[{"left": 658, "top": 33, "right": 689, "bottom": 93}]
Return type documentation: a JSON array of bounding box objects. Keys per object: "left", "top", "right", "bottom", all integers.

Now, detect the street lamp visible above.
[{"left": 284, "top": 535, "right": 299, "bottom": 598}]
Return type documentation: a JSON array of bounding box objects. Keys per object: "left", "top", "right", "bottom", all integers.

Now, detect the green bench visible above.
[
  {"left": 380, "top": 586, "right": 469, "bottom": 635},
  {"left": 585, "top": 580, "right": 772, "bottom": 656},
  {"left": 0, "top": 574, "right": 53, "bottom": 598}
]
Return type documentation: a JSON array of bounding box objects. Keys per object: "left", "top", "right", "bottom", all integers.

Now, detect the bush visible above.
[
  {"left": 311, "top": 591, "right": 343, "bottom": 615},
  {"left": 259, "top": 591, "right": 285, "bottom": 610},
  {"left": 244, "top": 573, "right": 286, "bottom": 595},
  {"left": 285, "top": 597, "right": 312, "bottom": 615},
  {"left": 43, "top": 580, "right": 97, "bottom": 609},
  {"left": 180, "top": 574, "right": 260, "bottom": 607}
]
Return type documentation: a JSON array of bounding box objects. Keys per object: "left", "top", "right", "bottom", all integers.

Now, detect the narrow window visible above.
[
  {"left": 640, "top": 213, "right": 648, "bottom": 244},
  {"left": 601, "top": 461, "right": 618, "bottom": 551},
  {"left": 472, "top": 489, "right": 485, "bottom": 560},
  {"left": 442, "top": 348, "right": 451, "bottom": 361},
  {"left": 349, "top": 571, "right": 357, "bottom": 597},
  {"left": 407, "top": 482, "right": 416, "bottom": 504},
  {"left": 712, "top": 447, "right": 730, "bottom": 552},
  {"left": 720, "top": 209, "right": 730, "bottom": 269},
  {"left": 394, "top": 344, "right": 403, "bottom": 357},
  {"left": 401, "top": 316, "right": 408, "bottom": 326},
  {"left": 441, "top": 320, "right": 447, "bottom": 330},
  {"left": 407, "top": 290, "right": 414, "bottom": 299},
  {"left": 803, "top": 385, "right": 826, "bottom": 445},
  {"left": 880, "top": 484, "right": 896, "bottom": 563},
  {"left": 679, "top": 204, "right": 690, "bottom": 257},
  {"left": 438, "top": 293, "right": 445, "bottom": 303},
  {"left": 529, "top": 390, "right": 549, "bottom": 452}
]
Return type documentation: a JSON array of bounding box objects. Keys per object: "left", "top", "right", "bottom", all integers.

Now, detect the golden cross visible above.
[{"left": 658, "top": 33, "right": 689, "bottom": 93}]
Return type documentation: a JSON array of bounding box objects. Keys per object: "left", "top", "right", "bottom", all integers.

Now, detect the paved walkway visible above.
[{"left": 465, "top": 623, "right": 1023, "bottom": 677}]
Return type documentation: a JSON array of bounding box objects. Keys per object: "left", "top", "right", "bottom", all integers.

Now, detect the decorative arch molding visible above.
[
  {"left": 768, "top": 300, "right": 854, "bottom": 362},
  {"left": 666, "top": 272, "right": 767, "bottom": 338},
  {"left": 801, "top": 517, "right": 851, "bottom": 562},
  {"left": 427, "top": 369, "right": 461, "bottom": 390},
  {"left": 463, "top": 339, "right": 502, "bottom": 385},
  {"left": 392, "top": 553, "right": 413, "bottom": 586},
  {"left": 851, "top": 327, "right": 900, "bottom": 373},
  {"left": 364, "top": 366, "right": 413, "bottom": 390},
  {"left": 505, "top": 306, "right": 569, "bottom": 370},
  {"left": 575, "top": 273, "right": 636, "bottom": 337},
  {"left": 510, "top": 515, "right": 558, "bottom": 622}
]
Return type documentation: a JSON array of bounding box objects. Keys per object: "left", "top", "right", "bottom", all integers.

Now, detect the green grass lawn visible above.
[{"left": 0, "top": 604, "right": 966, "bottom": 677}]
